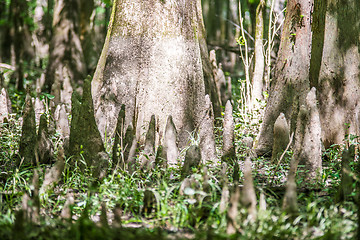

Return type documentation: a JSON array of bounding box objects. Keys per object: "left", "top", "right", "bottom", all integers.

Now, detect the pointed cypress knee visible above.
[
  {"left": 140, "top": 115, "right": 156, "bottom": 169},
  {"left": 19, "top": 92, "right": 37, "bottom": 166},
  {"left": 40, "top": 148, "right": 65, "bottom": 194},
  {"left": 199, "top": 95, "right": 217, "bottom": 163},
  {"left": 67, "top": 91, "right": 81, "bottom": 156},
  {"left": 181, "top": 145, "right": 201, "bottom": 179},
  {"left": 34, "top": 97, "right": 45, "bottom": 127},
  {"left": 226, "top": 186, "right": 241, "bottom": 235},
  {"left": 282, "top": 157, "right": 299, "bottom": 215},
  {"left": 68, "top": 76, "right": 106, "bottom": 168},
  {"left": 127, "top": 138, "right": 138, "bottom": 173},
  {"left": 271, "top": 113, "right": 290, "bottom": 163},
  {"left": 219, "top": 162, "right": 229, "bottom": 214},
  {"left": 0, "top": 88, "right": 12, "bottom": 123},
  {"left": 123, "top": 124, "right": 135, "bottom": 164},
  {"left": 155, "top": 145, "right": 167, "bottom": 169},
  {"left": 163, "top": 115, "right": 179, "bottom": 165},
  {"left": 222, "top": 100, "right": 236, "bottom": 163},
  {"left": 55, "top": 104, "right": 70, "bottom": 139},
  {"left": 35, "top": 114, "right": 54, "bottom": 164},
  {"left": 112, "top": 104, "right": 126, "bottom": 169},
  {"left": 241, "top": 157, "right": 257, "bottom": 220}
]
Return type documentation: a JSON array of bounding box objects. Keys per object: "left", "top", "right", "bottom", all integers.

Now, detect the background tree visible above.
[
  {"left": 255, "top": 0, "right": 312, "bottom": 156},
  {"left": 8, "top": 0, "right": 35, "bottom": 91},
  {"left": 309, "top": 0, "right": 360, "bottom": 148},
  {"left": 256, "top": 0, "right": 360, "bottom": 156},
  {"left": 45, "top": 0, "right": 87, "bottom": 107}
]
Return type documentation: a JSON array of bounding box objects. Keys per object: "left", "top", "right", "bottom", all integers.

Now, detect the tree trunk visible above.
[
  {"left": 79, "top": 0, "right": 100, "bottom": 73},
  {"left": 45, "top": 0, "right": 87, "bottom": 107},
  {"left": 256, "top": 0, "right": 312, "bottom": 156},
  {"left": 33, "top": 0, "right": 49, "bottom": 65},
  {"left": 91, "top": 0, "right": 219, "bottom": 153},
  {"left": 309, "top": 0, "right": 360, "bottom": 148},
  {"left": 251, "top": 0, "right": 265, "bottom": 106},
  {"left": 257, "top": 0, "right": 360, "bottom": 156},
  {"left": 9, "top": 0, "right": 34, "bottom": 91},
  {"left": 0, "top": 1, "right": 7, "bottom": 63}
]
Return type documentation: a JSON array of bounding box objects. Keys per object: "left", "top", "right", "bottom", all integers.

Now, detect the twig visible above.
[
  {"left": 0, "top": 63, "right": 15, "bottom": 71},
  {"left": 271, "top": 132, "right": 294, "bottom": 184}
]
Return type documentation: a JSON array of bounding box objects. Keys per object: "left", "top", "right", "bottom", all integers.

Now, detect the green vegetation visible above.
[{"left": 0, "top": 89, "right": 357, "bottom": 239}]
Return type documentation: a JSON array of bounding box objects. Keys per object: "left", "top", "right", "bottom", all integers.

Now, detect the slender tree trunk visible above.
[
  {"left": 33, "top": 0, "right": 49, "bottom": 65},
  {"left": 0, "top": 1, "right": 7, "bottom": 63},
  {"left": 79, "top": 0, "right": 99, "bottom": 73},
  {"left": 251, "top": 0, "right": 265, "bottom": 106},
  {"left": 45, "top": 0, "right": 87, "bottom": 107},
  {"left": 271, "top": 0, "right": 286, "bottom": 62},
  {"left": 9, "top": 0, "right": 26, "bottom": 91},
  {"left": 227, "top": 0, "right": 240, "bottom": 73},
  {"left": 92, "top": 0, "right": 219, "bottom": 155}
]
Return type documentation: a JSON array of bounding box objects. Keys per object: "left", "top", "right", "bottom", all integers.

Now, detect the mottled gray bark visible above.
[
  {"left": 222, "top": 100, "right": 236, "bottom": 163},
  {"left": 226, "top": 185, "right": 240, "bottom": 235},
  {"left": 251, "top": 0, "right": 265, "bottom": 105},
  {"left": 181, "top": 145, "right": 202, "bottom": 179},
  {"left": 271, "top": 113, "right": 290, "bottom": 163},
  {"left": 258, "top": 0, "right": 360, "bottom": 156},
  {"left": 33, "top": 0, "right": 49, "bottom": 65},
  {"left": 163, "top": 115, "right": 179, "bottom": 165},
  {"left": 282, "top": 157, "right": 298, "bottom": 214},
  {"left": 112, "top": 104, "right": 126, "bottom": 169},
  {"left": 293, "top": 88, "right": 322, "bottom": 182},
  {"left": 68, "top": 77, "right": 106, "bottom": 167},
  {"left": 241, "top": 157, "right": 257, "bottom": 220},
  {"left": 92, "top": 0, "right": 218, "bottom": 156},
  {"left": 35, "top": 114, "right": 54, "bottom": 164},
  {"left": 0, "top": 88, "right": 12, "bottom": 123},
  {"left": 256, "top": 0, "right": 313, "bottom": 156},
  {"left": 199, "top": 95, "right": 217, "bottom": 162},
  {"left": 310, "top": 0, "right": 360, "bottom": 148}
]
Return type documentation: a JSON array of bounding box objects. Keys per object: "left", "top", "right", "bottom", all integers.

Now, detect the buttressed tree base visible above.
[{"left": 91, "top": 0, "right": 220, "bottom": 157}]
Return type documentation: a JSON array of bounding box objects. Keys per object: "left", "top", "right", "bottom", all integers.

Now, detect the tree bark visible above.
[
  {"left": 257, "top": 0, "right": 360, "bottom": 156},
  {"left": 251, "top": 0, "right": 265, "bottom": 105},
  {"left": 45, "top": 0, "right": 87, "bottom": 106},
  {"left": 92, "top": 0, "right": 219, "bottom": 152},
  {"left": 256, "top": 0, "right": 312, "bottom": 156},
  {"left": 9, "top": 0, "right": 34, "bottom": 91},
  {"left": 309, "top": 0, "right": 360, "bottom": 148}
]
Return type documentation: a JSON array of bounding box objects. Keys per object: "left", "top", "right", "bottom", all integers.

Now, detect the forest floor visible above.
[{"left": 0, "top": 96, "right": 358, "bottom": 239}]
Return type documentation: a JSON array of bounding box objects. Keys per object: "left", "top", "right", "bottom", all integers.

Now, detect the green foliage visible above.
[{"left": 0, "top": 127, "right": 357, "bottom": 239}]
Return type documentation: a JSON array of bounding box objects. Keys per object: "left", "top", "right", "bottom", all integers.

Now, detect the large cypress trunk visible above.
[{"left": 92, "top": 0, "right": 220, "bottom": 152}]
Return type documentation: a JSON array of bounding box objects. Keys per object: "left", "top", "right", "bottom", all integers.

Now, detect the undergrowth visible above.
[{"left": 0, "top": 105, "right": 358, "bottom": 239}]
